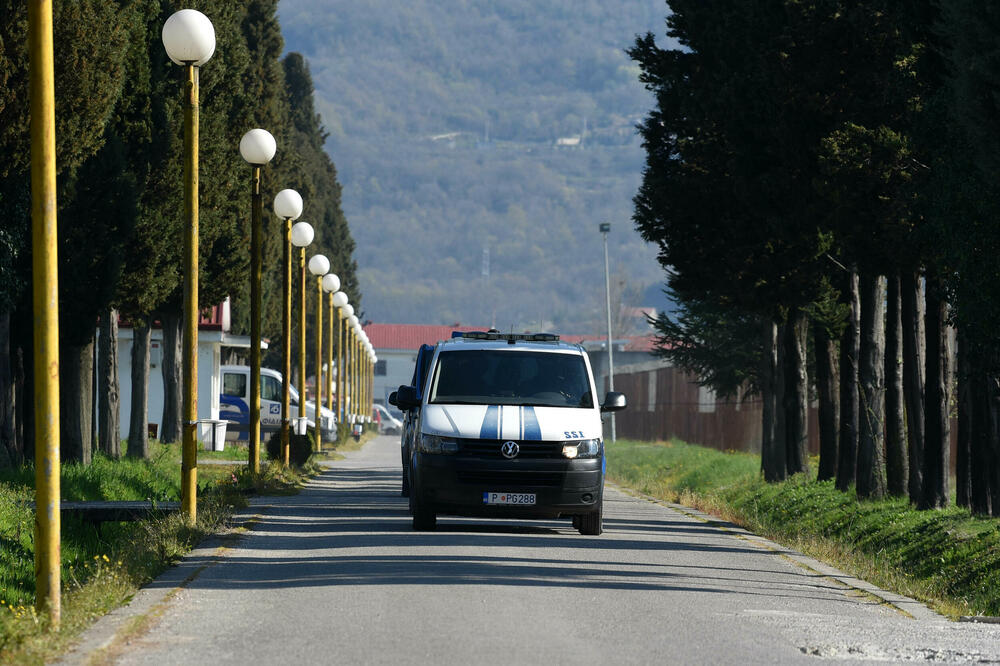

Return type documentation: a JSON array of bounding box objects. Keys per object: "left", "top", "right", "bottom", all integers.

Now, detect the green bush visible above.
[
  {"left": 605, "top": 438, "right": 1000, "bottom": 617},
  {"left": 265, "top": 431, "right": 313, "bottom": 466}
]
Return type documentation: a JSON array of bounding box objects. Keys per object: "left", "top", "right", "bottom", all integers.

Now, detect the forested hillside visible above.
[{"left": 277, "top": 0, "right": 672, "bottom": 329}]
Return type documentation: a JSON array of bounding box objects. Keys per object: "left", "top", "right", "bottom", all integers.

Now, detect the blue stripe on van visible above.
[
  {"left": 480, "top": 405, "right": 500, "bottom": 439},
  {"left": 522, "top": 406, "right": 542, "bottom": 440}
]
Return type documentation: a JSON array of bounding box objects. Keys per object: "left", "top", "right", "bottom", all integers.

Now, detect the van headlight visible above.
[
  {"left": 419, "top": 434, "right": 459, "bottom": 454},
  {"left": 562, "top": 438, "right": 601, "bottom": 459}
]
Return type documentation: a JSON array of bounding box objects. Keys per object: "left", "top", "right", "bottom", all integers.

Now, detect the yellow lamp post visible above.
[
  {"left": 362, "top": 333, "right": 372, "bottom": 422},
  {"left": 290, "top": 221, "right": 314, "bottom": 441},
  {"left": 273, "top": 189, "right": 303, "bottom": 466},
  {"left": 322, "top": 274, "right": 342, "bottom": 445},
  {"left": 28, "top": 0, "right": 60, "bottom": 626},
  {"left": 342, "top": 302, "right": 355, "bottom": 423},
  {"left": 307, "top": 254, "right": 330, "bottom": 450},
  {"left": 332, "top": 292, "right": 349, "bottom": 428},
  {"left": 239, "top": 129, "right": 276, "bottom": 475},
  {"left": 349, "top": 314, "right": 360, "bottom": 425},
  {"left": 163, "top": 8, "right": 216, "bottom": 523}
]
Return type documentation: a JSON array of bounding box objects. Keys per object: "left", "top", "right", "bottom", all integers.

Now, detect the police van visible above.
[
  {"left": 393, "top": 331, "right": 626, "bottom": 535},
  {"left": 219, "top": 365, "right": 336, "bottom": 443}
]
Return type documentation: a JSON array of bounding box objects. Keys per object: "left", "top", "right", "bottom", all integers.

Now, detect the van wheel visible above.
[
  {"left": 577, "top": 501, "right": 602, "bottom": 536},
  {"left": 412, "top": 497, "right": 436, "bottom": 531},
  {"left": 400, "top": 448, "right": 410, "bottom": 497}
]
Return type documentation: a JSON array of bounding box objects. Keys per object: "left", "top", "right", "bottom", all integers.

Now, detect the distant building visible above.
[
  {"left": 363, "top": 323, "right": 486, "bottom": 407},
  {"left": 111, "top": 299, "right": 260, "bottom": 442},
  {"left": 362, "top": 323, "right": 657, "bottom": 407}
]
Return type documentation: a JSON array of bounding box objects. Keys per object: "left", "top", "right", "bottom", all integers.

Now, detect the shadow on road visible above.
[{"left": 146, "top": 466, "right": 857, "bottom": 604}]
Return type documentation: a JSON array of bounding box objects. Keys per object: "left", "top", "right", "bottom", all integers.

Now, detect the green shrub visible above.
[{"left": 265, "top": 431, "right": 313, "bottom": 466}]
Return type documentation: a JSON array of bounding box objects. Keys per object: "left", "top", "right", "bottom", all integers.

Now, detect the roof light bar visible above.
[{"left": 454, "top": 331, "right": 560, "bottom": 342}]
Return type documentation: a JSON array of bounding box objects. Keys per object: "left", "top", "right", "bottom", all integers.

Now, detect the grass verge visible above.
[
  {"left": 0, "top": 442, "right": 316, "bottom": 663},
  {"left": 605, "top": 438, "right": 1000, "bottom": 619}
]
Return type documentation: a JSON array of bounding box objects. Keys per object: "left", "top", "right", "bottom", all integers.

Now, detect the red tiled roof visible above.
[
  {"left": 363, "top": 323, "right": 488, "bottom": 350},
  {"left": 363, "top": 323, "right": 657, "bottom": 353},
  {"left": 560, "top": 334, "right": 657, "bottom": 353}
]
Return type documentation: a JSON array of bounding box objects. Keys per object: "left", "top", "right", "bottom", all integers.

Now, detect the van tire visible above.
[
  {"left": 400, "top": 446, "right": 410, "bottom": 497},
  {"left": 577, "top": 501, "right": 602, "bottom": 536},
  {"left": 412, "top": 498, "right": 436, "bottom": 531}
]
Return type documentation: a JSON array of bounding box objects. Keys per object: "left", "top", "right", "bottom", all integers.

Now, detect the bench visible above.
[{"left": 34, "top": 501, "right": 182, "bottom": 524}]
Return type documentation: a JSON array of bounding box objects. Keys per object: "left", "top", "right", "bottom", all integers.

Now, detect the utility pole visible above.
[{"left": 600, "top": 223, "right": 616, "bottom": 442}]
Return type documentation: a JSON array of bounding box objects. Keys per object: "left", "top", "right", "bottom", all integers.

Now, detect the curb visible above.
[
  {"left": 607, "top": 481, "right": 944, "bottom": 622},
  {"left": 54, "top": 504, "right": 269, "bottom": 666}
]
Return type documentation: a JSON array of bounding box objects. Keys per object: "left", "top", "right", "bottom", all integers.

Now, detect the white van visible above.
[
  {"left": 219, "top": 365, "right": 336, "bottom": 443},
  {"left": 394, "top": 331, "right": 626, "bottom": 534}
]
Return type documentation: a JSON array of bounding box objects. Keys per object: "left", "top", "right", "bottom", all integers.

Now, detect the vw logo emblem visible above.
[{"left": 501, "top": 441, "right": 520, "bottom": 459}]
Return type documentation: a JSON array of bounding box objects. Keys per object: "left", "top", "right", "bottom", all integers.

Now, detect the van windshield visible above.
[{"left": 429, "top": 350, "right": 593, "bottom": 408}]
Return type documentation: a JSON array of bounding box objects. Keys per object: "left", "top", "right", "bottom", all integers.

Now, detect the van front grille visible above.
[{"left": 459, "top": 439, "right": 564, "bottom": 459}]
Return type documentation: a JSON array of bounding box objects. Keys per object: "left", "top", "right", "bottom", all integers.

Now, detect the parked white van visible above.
[{"left": 219, "top": 365, "right": 336, "bottom": 443}]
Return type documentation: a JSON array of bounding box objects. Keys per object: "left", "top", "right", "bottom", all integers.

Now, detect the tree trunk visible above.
[
  {"left": 127, "top": 325, "right": 151, "bottom": 459},
  {"left": 857, "top": 273, "right": 887, "bottom": 500},
  {"left": 988, "top": 374, "right": 1000, "bottom": 517},
  {"left": 836, "top": 269, "right": 860, "bottom": 492},
  {"left": 885, "top": 273, "right": 907, "bottom": 496},
  {"left": 61, "top": 336, "right": 94, "bottom": 465},
  {"left": 969, "top": 370, "right": 991, "bottom": 515},
  {"left": 761, "top": 319, "right": 784, "bottom": 482},
  {"left": 783, "top": 309, "right": 809, "bottom": 476},
  {"left": 955, "top": 333, "right": 971, "bottom": 508},
  {"left": 814, "top": 320, "right": 839, "bottom": 481},
  {"left": 901, "top": 271, "right": 925, "bottom": 504},
  {"left": 98, "top": 308, "right": 121, "bottom": 457},
  {"left": 160, "top": 311, "right": 182, "bottom": 443},
  {"left": 920, "top": 276, "right": 950, "bottom": 509},
  {"left": 0, "top": 311, "right": 16, "bottom": 467},
  {"left": 15, "top": 328, "right": 31, "bottom": 462}
]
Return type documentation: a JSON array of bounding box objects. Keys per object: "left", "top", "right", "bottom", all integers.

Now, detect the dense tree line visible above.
[
  {"left": 0, "top": 0, "right": 357, "bottom": 466},
  {"left": 633, "top": 1, "right": 999, "bottom": 515}
]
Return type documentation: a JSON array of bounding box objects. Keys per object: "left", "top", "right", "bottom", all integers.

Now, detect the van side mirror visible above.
[
  {"left": 388, "top": 391, "right": 399, "bottom": 407},
  {"left": 395, "top": 385, "right": 420, "bottom": 411},
  {"left": 601, "top": 391, "right": 626, "bottom": 412}
]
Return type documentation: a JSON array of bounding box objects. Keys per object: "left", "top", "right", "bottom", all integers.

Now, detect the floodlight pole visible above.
[{"left": 600, "top": 222, "right": 616, "bottom": 443}]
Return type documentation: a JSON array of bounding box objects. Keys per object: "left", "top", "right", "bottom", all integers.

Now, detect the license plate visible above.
[{"left": 482, "top": 492, "right": 536, "bottom": 505}]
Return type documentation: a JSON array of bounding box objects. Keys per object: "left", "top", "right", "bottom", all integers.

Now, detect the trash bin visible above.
[{"left": 199, "top": 420, "right": 228, "bottom": 451}]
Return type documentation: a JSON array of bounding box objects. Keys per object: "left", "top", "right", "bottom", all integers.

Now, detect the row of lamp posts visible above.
[{"left": 28, "top": 5, "right": 378, "bottom": 625}]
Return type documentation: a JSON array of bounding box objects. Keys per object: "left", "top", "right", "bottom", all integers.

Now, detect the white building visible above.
[{"left": 114, "top": 300, "right": 256, "bottom": 441}]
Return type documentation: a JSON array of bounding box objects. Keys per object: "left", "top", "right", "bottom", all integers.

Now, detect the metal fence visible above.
[{"left": 608, "top": 361, "right": 819, "bottom": 454}]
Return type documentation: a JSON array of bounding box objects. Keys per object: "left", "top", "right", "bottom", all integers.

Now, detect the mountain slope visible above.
[{"left": 277, "top": 0, "right": 675, "bottom": 329}]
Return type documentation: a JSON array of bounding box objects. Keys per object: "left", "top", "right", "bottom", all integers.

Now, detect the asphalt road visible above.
[{"left": 64, "top": 435, "right": 1000, "bottom": 665}]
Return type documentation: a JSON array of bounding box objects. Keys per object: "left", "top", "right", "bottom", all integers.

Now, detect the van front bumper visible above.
[{"left": 413, "top": 452, "right": 603, "bottom": 518}]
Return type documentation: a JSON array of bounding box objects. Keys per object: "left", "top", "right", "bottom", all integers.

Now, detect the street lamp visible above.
[
  {"left": 322, "top": 274, "right": 341, "bottom": 441},
  {"left": 599, "top": 222, "right": 616, "bottom": 443},
  {"left": 291, "top": 221, "right": 314, "bottom": 439},
  {"left": 308, "top": 254, "right": 330, "bottom": 450},
  {"left": 332, "top": 292, "right": 349, "bottom": 424},
  {"left": 29, "top": 0, "right": 61, "bottom": 625},
  {"left": 349, "top": 314, "right": 360, "bottom": 424},
  {"left": 366, "top": 340, "right": 374, "bottom": 421},
  {"left": 239, "top": 129, "right": 276, "bottom": 474},
  {"left": 274, "top": 188, "right": 303, "bottom": 466},
  {"left": 342, "top": 303, "right": 355, "bottom": 421},
  {"left": 163, "top": 8, "right": 216, "bottom": 523}
]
